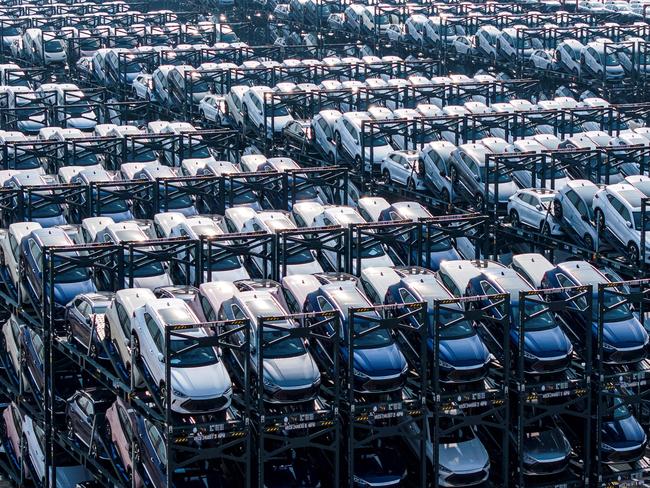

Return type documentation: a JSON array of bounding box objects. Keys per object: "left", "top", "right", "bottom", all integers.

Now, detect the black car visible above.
[
  {"left": 65, "top": 292, "right": 114, "bottom": 359},
  {"left": 66, "top": 388, "right": 113, "bottom": 460}
]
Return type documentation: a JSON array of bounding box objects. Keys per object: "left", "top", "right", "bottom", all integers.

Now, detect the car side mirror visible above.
[
  {"left": 536, "top": 205, "right": 543, "bottom": 211},
  {"left": 626, "top": 221, "right": 633, "bottom": 228},
  {"left": 158, "top": 353, "right": 165, "bottom": 363}
]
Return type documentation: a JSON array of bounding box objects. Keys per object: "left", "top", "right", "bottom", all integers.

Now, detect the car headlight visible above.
[
  {"left": 438, "top": 360, "right": 453, "bottom": 369},
  {"left": 523, "top": 453, "right": 535, "bottom": 464},
  {"left": 602, "top": 443, "right": 613, "bottom": 452},
  {"left": 172, "top": 388, "right": 188, "bottom": 398},
  {"left": 439, "top": 464, "right": 451, "bottom": 474},
  {"left": 401, "top": 363, "right": 409, "bottom": 374},
  {"left": 602, "top": 342, "right": 615, "bottom": 351},
  {"left": 523, "top": 350, "right": 537, "bottom": 360},
  {"left": 262, "top": 376, "right": 280, "bottom": 391},
  {"left": 353, "top": 368, "right": 371, "bottom": 379}
]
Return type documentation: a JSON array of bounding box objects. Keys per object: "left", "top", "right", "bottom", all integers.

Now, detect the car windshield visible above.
[
  {"left": 430, "top": 307, "right": 475, "bottom": 338},
  {"left": 267, "top": 104, "right": 289, "bottom": 117},
  {"left": 523, "top": 427, "right": 569, "bottom": 455},
  {"left": 436, "top": 420, "right": 476, "bottom": 443},
  {"left": 354, "top": 240, "right": 387, "bottom": 259},
  {"left": 632, "top": 212, "right": 650, "bottom": 231},
  {"left": 2, "top": 27, "right": 19, "bottom": 36},
  {"left": 185, "top": 144, "right": 210, "bottom": 159},
  {"left": 80, "top": 38, "right": 100, "bottom": 50},
  {"left": 53, "top": 256, "right": 90, "bottom": 283},
  {"left": 287, "top": 248, "right": 317, "bottom": 265},
  {"left": 611, "top": 396, "right": 633, "bottom": 420},
  {"left": 353, "top": 313, "right": 393, "bottom": 347},
  {"left": 14, "top": 155, "right": 41, "bottom": 170},
  {"left": 446, "top": 25, "right": 465, "bottom": 36},
  {"left": 513, "top": 299, "right": 556, "bottom": 331},
  {"left": 126, "top": 252, "right": 166, "bottom": 278},
  {"left": 71, "top": 151, "right": 98, "bottom": 166},
  {"left": 169, "top": 337, "right": 218, "bottom": 367},
  {"left": 247, "top": 299, "right": 306, "bottom": 358},
  {"left": 228, "top": 180, "right": 258, "bottom": 204},
  {"left": 221, "top": 32, "right": 238, "bottom": 43},
  {"left": 94, "top": 189, "right": 129, "bottom": 213},
  {"left": 29, "top": 195, "right": 63, "bottom": 218},
  {"left": 480, "top": 165, "right": 512, "bottom": 184},
  {"left": 66, "top": 103, "right": 93, "bottom": 116},
  {"left": 605, "top": 53, "right": 620, "bottom": 66},
  {"left": 192, "top": 80, "right": 209, "bottom": 93},
  {"left": 127, "top": 148, "right": 157, "bottom": 162},
  {"left": 536, "top": 165, "right": 566, "bottom": 180},
  {"left": 208, "top": 254, "right": 241, "bottom": 271},
  {"left": 157, "top": 183, "right": 194, "bottom": 210},
  {"left": 368, "top": 134, "right": 389, "bottom": 147},
  {"left": 376, "top": 14, "right": 390, "bottom": 25},
  {"left": 125, "top": 62, "right": 144, "bottom": 74},
  {"left": 44, "top": 40, "right": 64, "bottom": 53}
]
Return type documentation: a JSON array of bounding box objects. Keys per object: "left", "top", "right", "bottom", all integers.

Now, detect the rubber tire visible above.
[
  {"left": 595, "top": 209, "right": 605, "bottom": 234},
  {"left": 541, "top": 222, "right": 551, "bottom": 236},
  {"left": 449, "top": 166, "right": 458, "bottom": 185},
  {"left": 553, "top": 200, "right": 563, "bottom": 220},
  {"left": 407, "top": 178, "right": 416, "bottom": 191},
  {"left": 475, "top": 193, "right": 485, "bottom": 211},
  {"left": 628, "top": 242, "right": 640, "bottom": 264},
  {"left": 584, "top": 234, "right": 594, "bottom": 251},
  {"left": 383, "top": 170, "right": 392, "bottom": 185},
  {"left": 510, "top": 210, "right": 520, "bottom": 227}
]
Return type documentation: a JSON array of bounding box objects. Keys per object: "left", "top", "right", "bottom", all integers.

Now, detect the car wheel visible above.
[
  {"left": 159, "top": 382, "right": 167, "bottom": 408},
  {"left": 354, "top": 155, "right": 362, "bottom": 171},
  {"left": 553, "top": 200, "right": 563, "bottom": 220},
  {"left": 541, "top": 221, "right": 551, "bottom": 236},
  {"left": 407, "top": 178, "right": 416, "bottom": 191},
  {"left": 335, "top": 132, "right": 342, "bottom": 151},
  {"left": 67, "top": 418, "right": 75, "bottom": 440},
  {"left": 595, "top": 209, "right": 605, "bottom": 234},
  {"left": 449, "top": 165, "right": 458, "bottom": 185},
  {"left": 628, "top": 242, "right": 640, "bottom": 263},
  {"left": 90, "top": 441, "right": 98, "bottom": 458},
  {"left": 383, "top": 170, "right": 391, "bottom": 185},
  {"left": 510, "top": 210, "right": 520, "bottom": 227},
  {"left": 475, "top": 193, "right": 485, "bottom": 211},
  {"left": 584, "top": 234, "right": 595, "bottom": 251}
]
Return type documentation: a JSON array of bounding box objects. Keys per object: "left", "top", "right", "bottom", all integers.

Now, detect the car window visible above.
[
  {"left": 145, "top": 422, "right": 167, "bottom": 464},
  {"left": 115, "top": 302, "right": 130, "bottom": 337},
  {"left": 556, "top": 272, "right": 589, "bottom": 309},
  {"left": 283, "top": 289, "right": 300, "bottom": 312},
  {"left": 317, "top": 295, "right": 335, "bottom": 311},
  {"left": 144, "top": 313, "right": 163, "bottom": 352},
  {"left": 8, "top": 234, "right": 19, "bottom": 258},
  {"left": 77, "top": 300, "right": 91, "bottom": 316},
  {"left": 77, "top": 395, "right": 93, "bottom": 416},
  {"left": 28, "top": 239, "right": 42, "bottom": 268},
  {"left": 399, "top": 288, "right": 417, "bottom": 304},
  {"left": 439, "top": 273, "right": 460, "bottom": 296},
  {"left": 200, "top": 295, "right": 216, "bottom": 321},
  {"left": 117, "top": 406, "right": 133, "bottom": 439},
  {"left": 231, "top": 304, "right": 246, "bottom": 320},
  {"left": 480, "top": 280, "right": 500, "bottom": 297},
  {"left": 566, "top": 190, "right": 580, "bottom": 208},
  {"left": 33, "top": 332, "right": 43, "bottom": 360},
  {"left": 465, "top": 156, "right": 480, "bottom": 177}
]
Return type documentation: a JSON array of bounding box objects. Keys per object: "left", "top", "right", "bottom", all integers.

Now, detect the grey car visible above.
[
  {"left": 218, "top": 291, "right": 321, "bottom": 404},
  {"left": 450, "top": 143, "right": 519, "bottom": 211}
]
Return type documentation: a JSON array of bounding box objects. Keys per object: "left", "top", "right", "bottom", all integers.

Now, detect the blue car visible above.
[
  {"left": 601, "top": 392, "right": 648, "bottom": 463},
  {"left": 385, "top": 274, "right": 491, "bottom": 383},
  {"left": 467, "top": 269, "right": 573, "bottom": 374},
  {"left": 541, "top": 261, "right": 648, "bottom": 364},
  {"left": 20, "top": 227, "right": 96, "bottom": 316},
  {"left": 304, "top": 283, "right": 408, "bottom": 393},
  {"left": 378, "top": 202, "right": 460, "bottom": 270},
  {"left": 4, "top": 173, "right": 67, "bottom": 228}
]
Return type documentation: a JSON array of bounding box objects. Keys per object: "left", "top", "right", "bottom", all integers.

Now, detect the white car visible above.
[
  {"left": 131, "top": 73, "right": 155, "bottom": 100},
  {"left": 507, "top": 189, "right": 564, "bottom": 235},
  {"left": 529, "top": 49, "right": 555, "bottom": 70},
  {"left": 333, "top": 111, "right": 394, "bottom": 170},
  {"left": 380, "top": 150, "right": 426, "bottom": 190},
  {"left": 132, "top": 298, "right": 233, "bottom": 414},
  {"left": 198, "top": 94, "right": 226, "bottom": 124},
  {"left": 593, "top": 183, "right": 650, "bottom": 262},
  {"left": 385, "top": 24, "right": 403, "bottom": 42}
]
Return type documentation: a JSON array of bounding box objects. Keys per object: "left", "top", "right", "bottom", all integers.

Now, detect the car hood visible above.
[
  {"left": 54, "top": 280, "right": 97, "bottom": 306},
  {"left": 523, "top": 326, "right": 572, "bottom": 358},
  {"left": 600, "top": 317, "right": 648, "bottom": 349},
  {"left": 425, "top": 247, "right": 461, "bottom": 271},
  {"left": 438, "top": 333, "right": 490, "bottom": 367},
  {"left": 602, "top": 414, "right": 647, "bottom": 447},
  {"left": 67, "top": 117, "right": 97, "bottom": 130},
  {"left": 35, "top": 214, "right": 67, "bottom": 228},
  {"left": 211, "top": 266, "right": 250, "bottom": 283},
  {"left": 263, "top": 353, "right": 320, "bottom": 387},
  {"left": 286, "top": 260, "right": 323, "bottom": 276},
  {"left": 438, "top": 438, "right": 489, "bottom": 472},
  {"left": 353, "top": 343, "right": 406, "bottom": 377},
  {"left": 171, "top": 360, "right": 232, "bottom": 397},
  {"left": 489, "top": 180, "right": 520, "bottom": 202},
  {"left": 129, "top": 273, "right": 173, "bottom": 290},
  {"left": 365, "top": 145, "right": 393, "bottom": 163}
]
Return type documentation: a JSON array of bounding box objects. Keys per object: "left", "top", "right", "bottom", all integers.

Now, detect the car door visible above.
[
  {"left": 519, "top": 193, "right": 537, "bottom": 227},
  {"left": 608, "top": 194, "right": 631, "bottom": 244},
  {"left": 75, "top": 394, "right": 93, "bottom": 442},
  {"left": 142, "top": 312, "right": 160, "bottom": 375},
  {"left": 74, "top": 298, "right": 92, "bottom": 346},
  {"left": 391, "top": 154, "right": 407, "bottom": 184}
]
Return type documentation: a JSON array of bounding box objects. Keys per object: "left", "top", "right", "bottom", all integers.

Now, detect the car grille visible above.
[
  {"left": 445, "top": 363, "right": 489, "bottom": 383},
  {"left": 270, "top": 386, "right": 316, "bottom": 403},
  {"left": 603, "top": 445, "right": 645, "bottom": 464},
  {"left": 531, "top": 355, "right": 570, "bottom": 373},
  {"left": 446, "top": 470, "right": 487, "bottom": 486},
  {"left": 360, "top": 376, "right": 404, "bottom": 393},
  {"left": 525, "top": 458, "right": 569, "bottom": 475},
  {"left": 609, "top": 347, "right": 646, "bottom": 365},
  {"left": 181, "top": 395, "right": 228, "bottom": 412}
]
